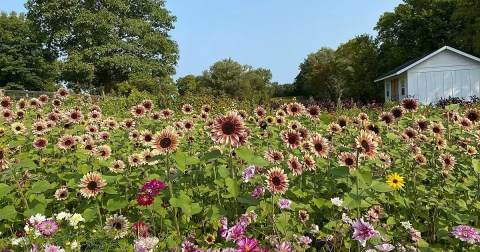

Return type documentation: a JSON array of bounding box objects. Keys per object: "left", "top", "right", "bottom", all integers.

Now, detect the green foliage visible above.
[
  {"left": 0, "top": 12, "right": 56, "bottom": 91},
  {"left": 26, "top": 0, "right": 179, "bottom": 94}
]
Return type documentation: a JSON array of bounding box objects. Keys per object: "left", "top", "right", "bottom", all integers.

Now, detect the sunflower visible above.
[
  {"left": 302, "top": 155, "right": 316, "bottom": 171},
  {"left": 266, "top": 116, "right": 275, "bottom": 124},
  {"left": 28, "top": 98, "right": 40, "bottom": 108},
  {"left": 104, "top": 214, "right": 130, "bottom": 239},
  {"left": 264, "top": 149, "right": 284, "bottom": 164},
  {"left": 78, "top": 171, "right": 107, "bottom": 198},
  {"left": 311, "top": 136, "right": 330, "bottom": 158},
  {"left": 150, "top": 112, "right": 161, "bottom": 120},
  {"left": 298, "top": 210, "right": 309, "bottom": 223},
  {"left": 66, "top": 109, "right": 83, "bottom": 124},
  {"left": 204, "top": 234, "right": 216, "bottom": 245},
  {"left": 97, "top": 131, "right": 111, "bottom": 142},
  {"left": 254, "top": 106, "right": 266, "bottom": 118},
  {"left": 56, "top": 88, "right": 69, "bottom": 100},
  {"left": 358, "top": 113, "right": 369, "bottom": 121},
  {"left": 288, "top": 120, "right": 302, "bottom": 130},
  {"left": 386, "top": 173, "right": 404, "bottom": 190},
  {"left": 33, "top": 137, "right": 48, "bottom": 150},
  {"left": 337, "top": 116, "right": 348, "bottom": 128},
  {"left": 17, "top": 98, "right": 27, "bottom": 109},
  {"left": 415, "top": 153, "right": 427, "bottom": 165},
  {"left": 58, "top": 135, "right": 76, "bottom": 150},
  {"left": 0, "top": 96, "right": 13, "bottom": 109},
  {"left": 413, "top": 118, "right": 429, "bottom": 131},
  {"left": 237, "top": 110, "right": 248, "bottom": 120},
  {"left": 181, "top": 104, "right": 194, "bottom": 114},
  {"left": 287, "top": 102, "right": 305, "bottom": 116},
  {"left": 464, "top": 108, "right": 480, "bottom": 124},
  {"left": 139, "top": 130, "right": 154, "bottom": 146},
  {"left": 287, "top": 155, "right": 303, "bottom": 176},
  {"left": 403, "top": 128, "right": 417, "bottom": 140},
  {"left": 141, "top": 149, "right": 158, "bottom": 165},
  {"left": 439, "top": 153, "right": 456, "bottom": 171},
  {"left": 141, "top": 100, "right": 153, "bottom": 111},
  {"left": 199, "top": 112, "right": 209, "bottom": 120},
  {"left": 276, "top": 109, "right": 287, "bottom": 118},
  {"left": 377, "top": 153, "right": 391, "bottom": 169},
  {"left": 16, "top": 110, "right": 25, "bottom": 119},
  {"left": 328, "top": 123, "right": 342, "bottom": 133},
  {"left": 378, "top": 112, "right": 395, "bottom": 126},
  {"left": 338, "top": 152, "right": 357, "bottom": 170},
  {"left": 1, "top": 109, "right": 14, "bottom": 121},
  {"left": 391, "top": 106, "right": 404, "bottom": 119},
  {"left": 356, "top": 130, "right": 377, "bottom": 158},
  {"left": 161, "top": 108, "right": 174, "bottom": 118},
  {"left": 280, "top": 129, "right": 302, "bottom": 149},
  {"left": 54, "top": 186, "right": 69, "bottom": 201},
  {"left": 183, "top": 119, "right": 195, "bottom": 132},
  {"left": 38, "top": 94, "right": 49, "bottom": 104},
  {"left": 429, "top": 122, "right": 445, "bottom": 137},
  {"left": 153, "top": 128, "right": 179, "bottom": 154},
  {"left": 110, "top": 160, "right": 126, "bottom": 173},
  {"left": 210, "top": 112, "right": 246, "bottom": 146},
  {"left": 402, "top": 97, "right": 418, "bottom": 112},
  {"left": 129, "top": 154, "right": 142, "bottom": 167},
  {"left": 275, "top": 116, "right": 285, "bottom": 125},
  {"left": 306, "top": 105, "right": 320, "bottom": 120},
  {"left": 265, "top": 168, "right": 289, "bottom": 194},
  {"left": 458, "top": 117, "right": 472, "bottom": 129},
  {"left": 300, "top": 140, "right": 313, "bottom": 153},
  {"left": 11, "top": 122, "right": 26, "bottom": 135},
  {"left": 94, "top": 145, "right": 112, "bottom": 160}
]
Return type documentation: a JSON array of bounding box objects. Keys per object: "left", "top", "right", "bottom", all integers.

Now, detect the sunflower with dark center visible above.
[
  {"left": 104, "top": 214, "right": 130, "bottom": 239},
  {"left": 402, "top": 97, "right": 418, "bottom": 112},
  {"left": 131, "top": 105, "right": 146, "bottom": 117},
  {"left": 280, "top": 129, "right": 302, "bottom": 149},
  {"left": 181, "top": 104, "right": 193, "bottom": 114},
  {"left": 210, "top": 112, "right": 246, "bottom": 146},
  {"left": 430, "top": 122, "right": 445, "bottom": 137},
  {"left": 58, "top": 135, "right": 76, "bottom": 150},
  {"left": 356, "top": 130, "right": 377, "bottom": 158},
  {"left": 56, "top": 88, "right": 69, "bottom": 99},
  {"left": 439, "top": 153, "right": 456, "bottom": 171},
  {"left": 287, "top": 102, "right": 304, "bottom": 116},
  {"left": 403, "top": 128, "right": 417, "bottom": 139},
  {"left": 414, "top": 118, "right": 429, "bottom": 131},
  {"left": 338, "top": 152, "right": 356, "bottom": 170},
  {"left": 265, "top": 167, "right": 289, "bottom": 194},
  {"left": 33, "top": 137, "right": 48, "bottom": 150},
  {"left": 153, "top": 128, "right": 179, "bottom": 154},
  {"left": 391, "top": 106, "right": 404, "bottom": 119},
  {"left": 288, "top": 155, "right": 303, "bottom": 176},
  {"left": 464, "top": 108, "right": 480, "bottom": 123},
  {"left": 311, "top": 136, "right": 330, "bottom": 158},
  {"left": 367, "top": 124, "right": 380, "bottom": 135},
  {"left": 54, "top": 186, "right": 69, "bottom": 200},
  {"left": 298, "top": 210, "right": 309, "bottom": 223},
  {"left": 78, "top": 171, "right": 107, "bottom": 198},
  {"left": 306, "top": 105, "right": 320, "bottom": 120},
  {"left": 264, "top": 149, "right": 284, "bottom": 164},
  {"left": 0, "top": 97, "right": 12, "bottom": 109},
  {"left": 204, "top": 234, "right": 215, "bottom": 244},
  {"left": 141, "top": 100, "right": 153, "bottom": 111}
]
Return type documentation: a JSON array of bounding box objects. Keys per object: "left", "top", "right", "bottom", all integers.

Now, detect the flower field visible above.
[{"left": 0, "top": 90, "right": 480, "bottom": 251}]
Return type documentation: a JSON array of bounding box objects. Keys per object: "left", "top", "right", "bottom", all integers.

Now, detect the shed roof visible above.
[{"left": 374, "top": 46, "right": 480, "bottom": 82}]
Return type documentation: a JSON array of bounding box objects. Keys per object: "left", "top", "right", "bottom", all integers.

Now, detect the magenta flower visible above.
[
  {"left": 219, "top": 217, "right": 228, "bottom": 239},
  {"left": 374, "top": 243, "right": 395, "bottom": 251},
  {"left": 299, "top": 236, "right": 312, "bottom": 244},
  {"left": 242, "top": 166, "right": 256, "bottom": 183},
  {"left": 37, "top": 220, "right": 58, "bottom": 236},
  {"left": 236, "top": 237, "right": 259, "bottom": 252},
  {"left": 181, "top": 241, "right": 197, "bottom": 252},
  {"left": 44, "top": 245, "right": 65, "bottom": 252},
  {"left": 352, "top": 218, "right": 380, "bottom": 247},
  {"left": 448, "top": 225, "right": 480, "bottom": 244},
  {"left": 277, "top": 199, "right": 291, "bottom": 210},
  {"left": 251, "top": 187, "right": 264, "bottom": 199},
  {"left": 140, "top": 179, "right": 165, "bottom": 196},
  {"left": 226, "top": 221, "right": 247, "bottom": 241},
  {"left": 275, "top": 241, "right": 292, "bottom": 252}
]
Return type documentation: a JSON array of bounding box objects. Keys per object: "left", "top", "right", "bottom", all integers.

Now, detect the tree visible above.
[
  {"left": 336, "top": 35, "right": 382, "bottom": 102},
  {"left": 176, "top": 75, "right": 198, "bottom": 95},
  {"left": 375, "top": 0, "right": 459, "bottom": 74},
  {"left": 293, "top": 47, "right": 345, "bottom": 101},
  {"left": 26, "top": 0, "right": 179, "bottom": 94},
  {"left": 196, "top": 59, "right": 273, "bottom": 101},
  {"left": 0, "top": 11, "right": 56, "bottom": 91},
  {"left": 450, "top": 0, "right": 480, "bottom": 56}
]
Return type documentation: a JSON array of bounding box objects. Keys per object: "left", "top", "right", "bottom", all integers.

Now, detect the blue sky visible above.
[{"left": 1, "top": 1, "right": 402, "bottom": 83}]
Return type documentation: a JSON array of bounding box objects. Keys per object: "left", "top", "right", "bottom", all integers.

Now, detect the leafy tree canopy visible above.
[
  {"left": 26, "top": 0, "right": 179, "bottom": 94},
  {"left": 0, "top": 11, "right": 56, "bottom": 91}
]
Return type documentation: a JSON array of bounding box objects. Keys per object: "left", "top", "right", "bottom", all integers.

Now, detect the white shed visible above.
[{"left": 374, "top": 46, "right": 480, "bottom": 103}]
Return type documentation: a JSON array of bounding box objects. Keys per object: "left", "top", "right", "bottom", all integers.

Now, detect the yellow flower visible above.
[{"left": 386, "top": 173, "right": 405, "bottom": 190}]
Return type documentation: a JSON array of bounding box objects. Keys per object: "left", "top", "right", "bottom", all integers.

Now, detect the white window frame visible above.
[
  {"left": 386, "top": 82, "right": 391, "bottom": 97},
  {"left": 401, "top": 80, "right": 406, "bottom": 96}
]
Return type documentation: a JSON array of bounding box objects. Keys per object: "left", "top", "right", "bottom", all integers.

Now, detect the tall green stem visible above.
[{"left": 166, "top": 153, "right": 180, "bottom": 236}]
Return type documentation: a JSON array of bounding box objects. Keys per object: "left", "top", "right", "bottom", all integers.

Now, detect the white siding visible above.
[{"left": 406, "top": 49, "right": 480, "bottom": 103}]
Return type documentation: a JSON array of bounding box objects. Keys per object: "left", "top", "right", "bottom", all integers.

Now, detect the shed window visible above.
[
  {"left": 386, "top": 83, "right": 390, "bottom": 97},
  {"left": 401, "top": 80, "right": 405, "bottom": 96}
]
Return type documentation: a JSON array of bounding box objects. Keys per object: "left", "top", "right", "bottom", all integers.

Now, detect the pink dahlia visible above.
[
  {"left": 236, "top": 237, "right": 259, "bottom": 252},
  {"left": 352, "top": 218, "right": 380, "bottom": 247},
  {"left": 448, "top": 225, "right": 480, "bottom": 244},
  {"left": 37, "top": 220, "right": 58, "bottom": 236}
]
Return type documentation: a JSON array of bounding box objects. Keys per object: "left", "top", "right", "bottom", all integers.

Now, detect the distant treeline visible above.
[{"left": 1, "top": 0, "right": 479, "bottom": 103}]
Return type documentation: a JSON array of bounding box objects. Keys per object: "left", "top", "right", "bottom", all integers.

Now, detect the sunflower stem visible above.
[
  {"left": 96, "top": 197, "right": 103, "bottom": 226},
  {"left": 166, "top": 153, "right": 181, "bottom": 237},
  {"left": 355, "top": 149, "right": 360, "bottom": 219}
]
